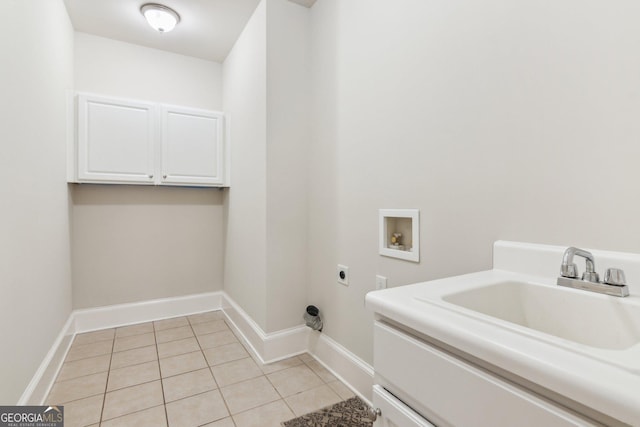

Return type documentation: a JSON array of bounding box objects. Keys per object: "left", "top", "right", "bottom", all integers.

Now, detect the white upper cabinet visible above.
[
  {"left": 77, "top": 94, "right": 156, "bottom": 184},
  {"left": 161, "top": 106, "right": 224, "bottom": 186},
  {"left": 72, "top": 93, "right": 227, "bottom": 187}
]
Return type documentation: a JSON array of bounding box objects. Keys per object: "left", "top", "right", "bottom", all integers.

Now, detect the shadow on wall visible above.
[{"left": 70, "top": 183, "right": 224, "bottom": 206}]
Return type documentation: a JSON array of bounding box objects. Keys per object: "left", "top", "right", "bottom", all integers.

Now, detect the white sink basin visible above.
[
  {"left": 366, "top": 241, "right": 640, "bottom": 425},
  {"left": 439, "top": 281, "right": 640, "bottom": 350}
]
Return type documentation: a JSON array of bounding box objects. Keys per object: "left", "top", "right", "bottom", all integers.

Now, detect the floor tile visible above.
[
  {"left": 220, "top": 376, "right": 280, "bottom": 415},
  {"left": 110, "top": 345, "right": 157, "bottom": 369},
  {"left": 159, "top": 351, "right": 208, "bottom": 378},
  {"left": 197, "top": 330, "right": 238, "bottom": 350},
  {"left": 192, "top": 320, "right": 228, "bottom": 336},
  {"left": 166, "top": 389, "right": 229, "bottom": 427},
  {"left": 45, "top": 312, "right": 357, "bottom": 427},
  {"left": 58, "top": 394, "right": 103, "bottom": 427},
  {"left": 155, "top": 325, "right": 194, "bottom": 344},
  {"left": 304, "top": 359, "right": 337, "bottom": 383},
  {"left": 73, "top": 329, "right": 115, "bottom": 346},
  {"left": 233, "top": 400, "right": 295, "bottom": 427},
  {"left": 56, "top": 354, "right": 110, "bottom": 382},
  {"left": 113, "top": 333, "right": 156, "bottom": 353},
  {"left": 66, "top": 340, "right": 113, "bottom": 362},
  {"left": 298, "top": 353, "right": 314, "bottom": 363},
  {"left": 204, "top": 343, "right": 249, "bottom": 366},
  {"left": 202, "top": 418, "right": 236, "bottom": 427},
  {"left": 211, "top": 357, "right": 262, "bottom": 388},
  {"left": 188, "top": 311, "right": 225, "bottom": 325},
  {"left": 154, "top": 316, "right": 189, "bottom": 331},
  {"left": 157, "top": 337, "right": 200, "bottom": 359},
  {"left": 258, "top": 356, "right": 303, "bottom": 375},
  {"left": 101, "top": 405, "right": 167, "bottom": 427},
  {"left": 115, "top": 322, "right": 154, "bottom": 338},
  {"left": 162, "top": 368, "right": 217, "bottom": 403},
  {"left": 284, "top": 384, "right": 342, "bottom": 417},
  {"left": 47, "top": 371, "right": 108, "bottom": 404},
  {"left": 328, "top": 380, "right": 355, "bottom": 399},
  {"left": 266, "top": 364, "right": 323, "bottom": 397},
  {"left": 107, "top": 360, "right": 160, "bottom": 391},
  {"left": 102, "top": 380, "right": 164, "bottom": 421}
]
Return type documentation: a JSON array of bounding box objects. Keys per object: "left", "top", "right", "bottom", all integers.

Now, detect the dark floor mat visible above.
[{"left": 282, "top": 396, "right": 373, "bottom": 427}]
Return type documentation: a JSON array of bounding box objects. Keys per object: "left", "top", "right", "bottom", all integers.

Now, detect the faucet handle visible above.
[
  {"left": 582, "top": 270, "right": 600, "bottom": 283},
  {"left": 561, "top": 263, "right": 579, "bottom": 278},
  {"left": 604, "top": 268, "right": 626, "bottom": 286}
]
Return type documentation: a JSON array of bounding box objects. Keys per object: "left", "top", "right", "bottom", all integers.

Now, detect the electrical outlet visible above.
[
  {"left": 337, "top": 264, "right": 349, "bottom": 286},
  {"left": 375, "top": 275, "right": 387, "bottom": 290}
]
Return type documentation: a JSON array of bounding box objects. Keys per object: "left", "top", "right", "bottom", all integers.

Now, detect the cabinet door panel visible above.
[
  {"left": 373, "top": 385, "right": 435, "bottom": 427},
  {"left": 374, "top": 322, "right": 600, "bottom": 427},
  {"left": 161, "top": 106, "right": 224, "bottom": 185},
  {"left": 78, "top": 95, "right": 156, "bottom": 184}
]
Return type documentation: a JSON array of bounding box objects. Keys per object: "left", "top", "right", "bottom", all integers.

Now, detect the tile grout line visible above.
[
  {"left": 95, "top": 321, "right": 170, "bottom": 424},
  {"left": 51, "top": 366, "right": 110, "bottom": 385},
  {"left": 264, "top": 369, "right": 298, "bottom": 418},
  {"left": 268, "top": 358, "right": 343, "bottom": 418},
  {"left": 262, "top": 358, "right": 328, "bottom": 418},
  {"left": 97, "top": 333, "right": 116, "bottom": 426},
  {"left": 98, "top": 404, "right": 166, "bottom": 426},
  {"left": 188, "top": 314, "right": 236, "bottom": 424},
  {"left": 153, "top": 319, "right": 170, "bottom": 427}
]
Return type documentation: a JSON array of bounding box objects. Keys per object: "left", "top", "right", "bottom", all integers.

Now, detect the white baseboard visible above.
[
  {"left": 72, "top": 292, "right": 223, "bottom": 333},
  {"left": 220, "top": 292, "right": 309, "bottom": 364},
  {"left": 308, "top": 332, "right": 374, "bottom": 405},
  {"left": 20, "top": 290, "right": 374, "bottom": 409},
  {"left": 18, "top": 316, "right": 75, "bottom": 405},
  {"left": 219, "top": 292, "right": 374, "bottom": 402}
]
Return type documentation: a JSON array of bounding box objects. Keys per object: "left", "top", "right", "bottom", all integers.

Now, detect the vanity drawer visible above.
[
  {"left": 373, "top": 384, "right": 435, "bottom": 427},
  {"left": 374, "top": 322, "right": 599, "bottom": 427}
]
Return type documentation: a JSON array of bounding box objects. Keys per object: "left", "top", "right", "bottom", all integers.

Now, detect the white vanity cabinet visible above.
[
  {"left": 372, "top": 385, "right": 435, "bottom": 427},
  {"left": 372, "top": 321, "right": 601, "bottom": 427},
  {"left": 72, "top": 93, "right": 226, "bottom": 187}
]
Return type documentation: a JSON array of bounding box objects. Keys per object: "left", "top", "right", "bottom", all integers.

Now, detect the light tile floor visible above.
[{"left": 45, "top": 311, "right": 355, "bottom": 427}]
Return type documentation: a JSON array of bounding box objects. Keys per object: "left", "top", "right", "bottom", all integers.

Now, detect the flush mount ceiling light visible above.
[{"left": 140, "top": 3, "right": 180, "bottom": 33}]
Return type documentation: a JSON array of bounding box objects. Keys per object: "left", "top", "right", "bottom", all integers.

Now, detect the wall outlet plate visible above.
[
  {"left": 337, "top": 264, "right": 349, "bottom": 286},
  {"left": 376, "top": 275, "right": 387, "bottom": 290}
]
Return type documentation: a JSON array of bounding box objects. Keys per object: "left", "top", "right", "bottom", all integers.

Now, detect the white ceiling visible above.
[{"left": 63, "top": 0, "right": 262, "bottom": 62}]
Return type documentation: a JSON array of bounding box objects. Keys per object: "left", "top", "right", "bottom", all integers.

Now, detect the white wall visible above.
[
  {"left": 265, "top": 0, "right": 310, "bottom": 332},
  {"left": 308, "top": 0, "right": 640, "bottom": 364},
  {"left": 72, "top": 185, "right": 225, "bottom": 308},
  {"left": 223, "top": 0, "right": 269, "bottom": 329},
  {"left": 75, "top": 32, "right": 222, "bottom": 110},
  {"left": 223, "top": 0, "right": 310, "bottom": 333},
  {"left": 0, "top": 0, "right": 74, "bottom": 403},
  {"left": 72, "top": 33, "right": 225, "bottom": 309}
]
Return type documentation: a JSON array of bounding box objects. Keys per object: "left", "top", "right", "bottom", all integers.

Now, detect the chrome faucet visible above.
[
  {"left": 557, "top": 247, "right": 629, "bottom": 297},
  {"left": 560, "top": 247, "right": 599, "bottom": 282}
]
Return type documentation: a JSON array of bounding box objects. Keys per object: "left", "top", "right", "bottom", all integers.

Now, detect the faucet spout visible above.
[
  {"left": 557, "top": 246, "right": 629, "bottom": 297},
  {"left": 561, "top": 247, "right": 598, "bottom": 282}
]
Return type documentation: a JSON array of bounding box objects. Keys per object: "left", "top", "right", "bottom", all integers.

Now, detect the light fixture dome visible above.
[{"left": 140, "top": 3, "right": 180, "bottom": 33}]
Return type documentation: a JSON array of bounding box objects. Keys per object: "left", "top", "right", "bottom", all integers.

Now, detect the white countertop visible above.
[{"left": 366, "top": 241, "right": 640, "bottom": 426}]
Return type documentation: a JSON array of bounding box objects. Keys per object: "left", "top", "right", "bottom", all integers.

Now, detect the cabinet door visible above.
[
  {"left": 373, "top": 385, "right": 435, "bottom": 427},
  {"left": 77, "top": 94, "right": 156, "bottom": 184},
  {"left": 161, "top": 106, "right": 224, "bottom": 186}
]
